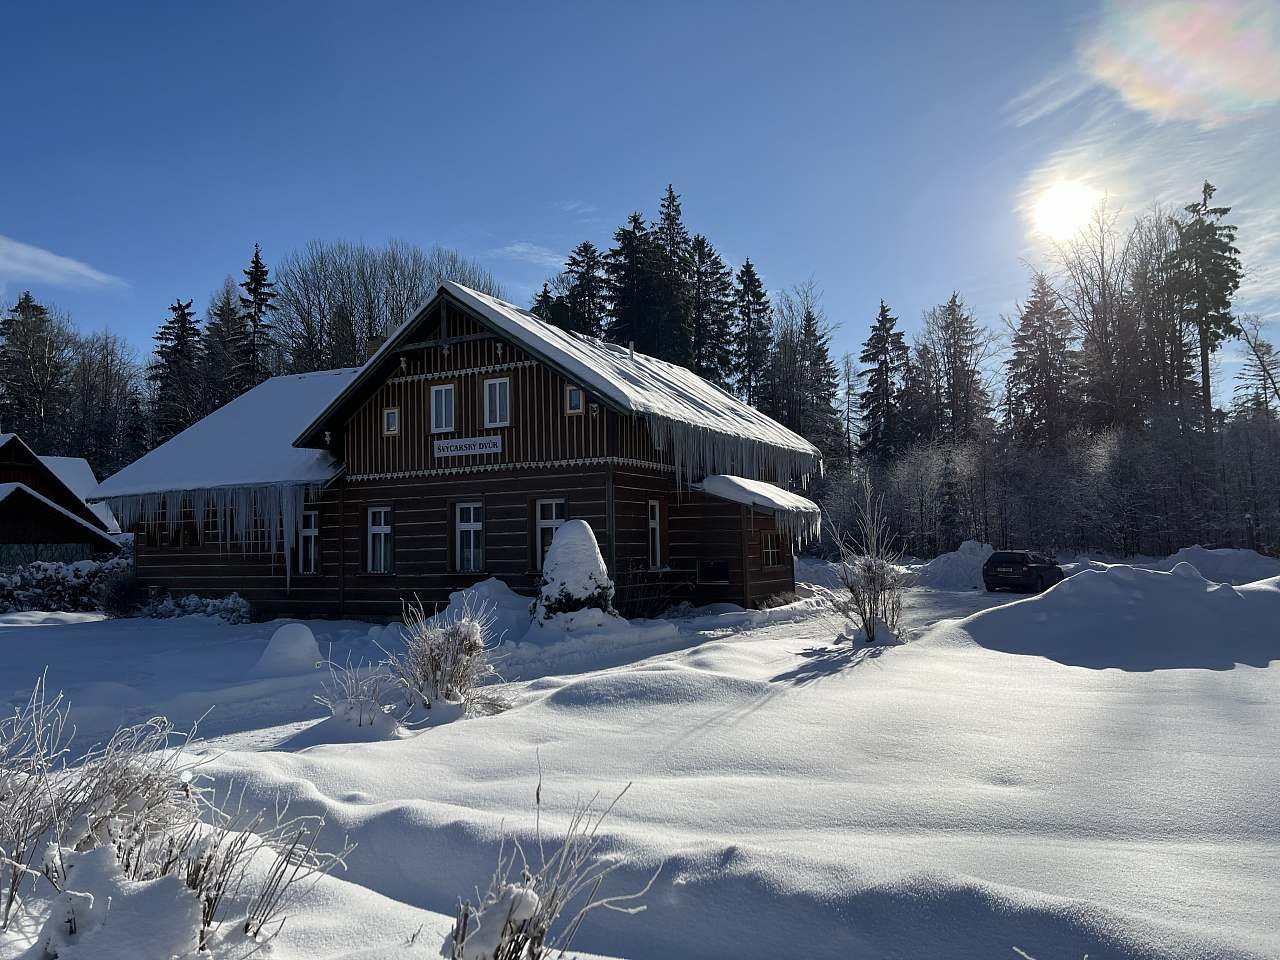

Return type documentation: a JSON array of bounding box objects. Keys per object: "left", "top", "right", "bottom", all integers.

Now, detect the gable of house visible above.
[{"left": 0, "top": 434, "right": 110, "bottom": 534}]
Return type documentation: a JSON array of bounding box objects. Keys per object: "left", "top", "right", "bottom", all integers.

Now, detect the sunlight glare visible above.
[{"left": 1032, "top": 180, "right": 1101, "bottom": 242}]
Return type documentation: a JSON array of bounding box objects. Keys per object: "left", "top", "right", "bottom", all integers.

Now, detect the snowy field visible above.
[{"left": 1, "top": 555, "right": 1278, "bottom": 958}]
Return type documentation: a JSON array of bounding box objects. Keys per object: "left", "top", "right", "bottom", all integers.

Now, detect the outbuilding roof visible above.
[
  {"left": 0, "top": 482, "right": 120, "bottom": 551},
  {"left": 40, "top": 456, "right": 120, "bottom": 533}
]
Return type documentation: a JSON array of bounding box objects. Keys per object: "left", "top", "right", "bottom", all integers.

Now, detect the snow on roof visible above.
[
  {"left": 297, "top": 283, "right": 821, "bottom": 482},
  {"left": 443, "top": 282, "right": 820, "bottom": 457},
  {"left": 696, "top": 474, "right": 821, "bottom": 543},
  {"left": 94, "top": 368, "right": 360, "bottom": 500},
  {"left": 0, "top": 482, "right": 119, "bottom": 549},
  {"left": 40, "top": 456, "right": 120, "bottom": 534}
]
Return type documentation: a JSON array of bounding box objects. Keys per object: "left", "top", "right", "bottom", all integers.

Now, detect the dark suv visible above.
[{"left": 982, "top": 551, "right": 1064, "bottom": 593}]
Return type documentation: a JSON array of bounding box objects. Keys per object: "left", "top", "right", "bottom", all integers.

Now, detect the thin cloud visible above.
[
  {"left": 490, "top": 240, "right": 565, "bottom": 270},
  {"left": 557, "top": 200, "right": 597, "bottom": 216},
  {"left": 0, "top": 235, "right": 127, "bottom": 289}
]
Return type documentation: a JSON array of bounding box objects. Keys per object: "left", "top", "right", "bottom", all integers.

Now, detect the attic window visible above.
[
  {"left": 382, "top": 407, "right": 400, "bottom": 436},
  {"left": 565, "top": 385, "right": 584, "bottom": 415}
]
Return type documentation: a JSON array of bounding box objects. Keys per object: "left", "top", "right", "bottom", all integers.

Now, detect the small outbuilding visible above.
[{"left": 0, "top": 434, "right": 119, "bottom": 558}]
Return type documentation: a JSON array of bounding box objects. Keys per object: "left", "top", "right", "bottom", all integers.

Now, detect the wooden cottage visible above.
[
  {"left": 1, "top": 433, "right": 119, "bottom": 559},
  {"left": 93, "top": 282, "right": 821, "bottom": 619}
]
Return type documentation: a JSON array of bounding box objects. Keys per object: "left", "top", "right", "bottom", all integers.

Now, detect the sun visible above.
[{"left": 1032, "top": 180, "right": 1102, "bottom": 242}]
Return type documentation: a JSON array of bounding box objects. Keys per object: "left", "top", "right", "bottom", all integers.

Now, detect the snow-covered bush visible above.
[
  {"left": 253, "top": 622, "right": 322, "bottom": 677},
  {"left": 383, "top": 593, "right": 502, "bottom": 724},
  {"left": 99, "top": 564, "right": 141, "bottom": 617},
  {"left": 1, "top": 674, "right": 353, "bottom": 952},
  {"left": 0, "top": 557, "right": 130, "bottom": 615},
  {"left": 534, "top": 519, "right": 615, "bottom": 621},
  {"left": 443, "top": 785, "right": 655, "bottom": 960},
  {"left": 142, "top": 591, "right": 251, "bottom": 624}
]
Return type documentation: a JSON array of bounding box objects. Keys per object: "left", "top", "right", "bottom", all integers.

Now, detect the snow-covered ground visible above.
[{"left": 1, "top": 554, "right": 1277, "bottom": 958}]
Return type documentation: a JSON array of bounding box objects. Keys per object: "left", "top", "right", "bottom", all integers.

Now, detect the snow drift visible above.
[
  {"left": 954, "top": 561, "right": 1280, "bottom": 670},
  {"left": 1150, "top": 545, "right": 1280, "bottom": 585}
]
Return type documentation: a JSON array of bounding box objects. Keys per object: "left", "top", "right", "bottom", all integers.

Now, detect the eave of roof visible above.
[{"left": 0, "top": 482, "right": 120, "bottom": 551}]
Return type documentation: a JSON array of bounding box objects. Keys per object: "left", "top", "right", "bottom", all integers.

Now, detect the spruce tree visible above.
[
  {"left": 202, "top": 277, "right": 247, "bottom": 412},
  {"left": 236, "top": 243, "right": 278, "bottom": 391},
  {"left": 531, "top": 283, "right": 557, "bottom": 322},
  {"left": 797, "top": 299, "right": 843, "bottom": 458},
  {"left": 147, "top": 298, "right": 204, "bottom": 443},
  {"left": 857, "top": 300, "right": 909, "bottom": 457},
  {"left": 604, "top": 213, "right": 662, "bottom": 353},
  {"left": 924, "top": 292, "right": 989, "bottom": 442},
  {"left": 1169, "top": 181, "right": 1244, "bottom": 435},
  {"left": 0, "top": 292, "right": 74, "bottom": 452},
  {"left": 652, "top": 185, "right": 694, "bottom": 365},
  {"left": 687, "top": 234, "right": 735, "bottom": 387},
  {"left": 562, "top": 241, "right": 607, "bottom": 337},
  {"left": 732, "top": 259, "right": 772, "bottom": 407},
  {"left": 1006, "top": 273, "right": 1078, "bottom": 445}
]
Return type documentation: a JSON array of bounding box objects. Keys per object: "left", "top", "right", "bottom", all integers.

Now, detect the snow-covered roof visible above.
[
  {"left": 39, "top": 456, "right": 120, "bottom": 534},
  {"left": 0, "top": 482, "right": 120, "bottom": 550},
  {"left": 93, "top": 368, "right": 361, "bottom": 500},
  {"left": 296, "top": 282, "right": 821, "bottom": 481},
  {"left": 695, "top": 474, "right": 821, "bottom": 543}
]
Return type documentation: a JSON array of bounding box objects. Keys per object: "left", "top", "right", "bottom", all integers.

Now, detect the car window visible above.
[{"left": 990, "top": 551, "right": 1026, "bottom": 563}]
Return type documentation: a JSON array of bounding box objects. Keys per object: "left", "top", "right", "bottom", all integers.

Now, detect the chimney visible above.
[
  {"left": 365, "top": 335, "right": 387, "bottom": 361},
  {"left": 628, "top": 341, "right": 635, "bottom": 360}
]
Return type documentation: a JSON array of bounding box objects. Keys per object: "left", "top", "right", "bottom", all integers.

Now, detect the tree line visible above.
[{"left": 0, "top": 241, "right": 502, "bottom": 478}]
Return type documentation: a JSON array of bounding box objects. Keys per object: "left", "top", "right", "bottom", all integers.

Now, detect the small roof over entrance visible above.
[
  {"left": 0, "top": 483, "right": 119, "bottom": 552},
  {"left": 695, "top": 474, "right": 821, "bottom": 543}
]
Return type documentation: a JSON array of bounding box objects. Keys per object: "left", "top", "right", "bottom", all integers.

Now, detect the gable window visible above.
[
  {"left": 456, "top": 502, "right": 484, "bottom": 573},
  {"left": 382, "top": 407, "right": 400, "bottom": 436},
  {"left": 565, "top": 384, "right": 584, "bottom": 415},
  {"left": 647, "top": 499, "right": 662, "bottom": 570},
  {"left": 762, "top": 531, "right": 782, "bottom": 568},
  {"left": 297, "top": 510, "right": 319, "bottom": 574},
  {"left": 431, "top": 384, "right": 455, "bottom": 433},
  {"left": 484, "top": 377, "right": 511, "bottom": 428},
  {"left": 534, "top": 498, "right": 566, "bottom": 570},
  {"left": 367, "top": 505, "right": 393, "bottom": 573}
]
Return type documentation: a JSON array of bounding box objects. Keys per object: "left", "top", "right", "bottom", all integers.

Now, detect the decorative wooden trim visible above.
[
  {"left": 348, "top": 456, "right": 675, "bottom": 482},
  {"left": 389, "top": 358, "right": 535, "bottom": 385}
]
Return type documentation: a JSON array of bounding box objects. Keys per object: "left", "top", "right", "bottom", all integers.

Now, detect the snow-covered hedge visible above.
[
  {"left": 534, "top": 519, "right": 615, "bottom": 620},
  {"left": 141, "top": 591, "right": 251, "bottom": 624},
  {"left": 0, "top": 557, "right": 130, "bottom": 614}
]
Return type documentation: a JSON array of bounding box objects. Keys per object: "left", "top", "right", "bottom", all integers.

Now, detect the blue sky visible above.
[{"left": 2, "top": 0, "right": 1277, "bottom": 365}]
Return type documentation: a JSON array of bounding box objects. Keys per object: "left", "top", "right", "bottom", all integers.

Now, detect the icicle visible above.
[
  {"left": 643, "top": 415, "right": 820, "bottom": 489},
  {"left": 107, "top": 482, "right": 318, "bottom": 589}
]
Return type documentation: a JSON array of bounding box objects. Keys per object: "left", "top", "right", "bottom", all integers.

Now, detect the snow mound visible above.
[
  {"left": 952, "top": 562, "right": 1280, "bottom": 670},
  {"left": 911, "top": 540, "right": 993, "bottom": 590},
  {"left": 428, "top": 577, "right": 532, "bottom": 645},
  {"left": 536, "top": 519, "right": 614, "bottom": 619},
  {"left": 280, "top": 703, "right": 403, "bottom": 750},
  {"left": 252, "top": 622, "right": 322, "bottom": 677},
  {"left": 1152, "top": 545, "right": 1280, "bottom": 585}
]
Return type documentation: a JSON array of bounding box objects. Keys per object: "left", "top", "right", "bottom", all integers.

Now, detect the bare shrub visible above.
[
  {"left": 444, "top": 783, "right": 657, "bottom": 960},
  {"left": 383, "top": 593, "right": 501, "bottom": 722},
  {"left": 315, "top": 656, "right": 393, "bottom": 729},
  {"left": 827, "top": 484, "right": 907, "bottom": 644}
]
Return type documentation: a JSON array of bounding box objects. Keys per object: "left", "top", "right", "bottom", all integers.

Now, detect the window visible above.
[
  {"left": 565, "top": 384, "right": 584, "bottom": 415},
  {"left": 534, "top": 498, "right": 566, "bottom": 569},
  {"left": 484, "top": 377, "right": 511, "bottom": 427},
  {"left": 382, "top": 407, "right": 400, "bottom": 436},
  {"left": 298, "top": 510, "right": 319, "bottom": 574},
  {"left": 456, "top": 502, "right": 484, "bottom": 572},
  {"left": 647, "top": 500, "right": 662, "bottom": 570},
  {"left": 367, "top": 505, "right": 393, "bottom": 573},
  {"left": 697, "top": 559, "right": 730, "bottom": 584},
  {"left": 431, "top": 384, "right": 455, "bottom": 433},
  {"left": 762, "top": 531, "right": 782, "bottom": 567}
]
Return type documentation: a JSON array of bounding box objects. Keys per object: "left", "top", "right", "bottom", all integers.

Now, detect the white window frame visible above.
[
  {"left": 297, "top": 510, "right": 319, "bottom": 574},
  {"left": 534, "top": 498, "right": 566, "bottom": 570},
  {"left": 647, "top": 499, "right": 662, "bottom": 570},
  {"left": 431, "top": 384, "right": 455, "bottom": 434},
  {"left": 367, "top": 505, "right": 393, "bottom": 573},
  {"left": 382, "top": 406, "right": 400, "bottom": 436},
  {"left": 455, "top": 501, "right": 484, "bottom": 573},
  {"left": 484, "top": 377, "right": 511, "bottom": 428},
  {"left": 762, "top": 531, "right": 782, "bottom": 568},
  {"left": 565, "top": 384, "right": 584, "bottom": 415}
]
